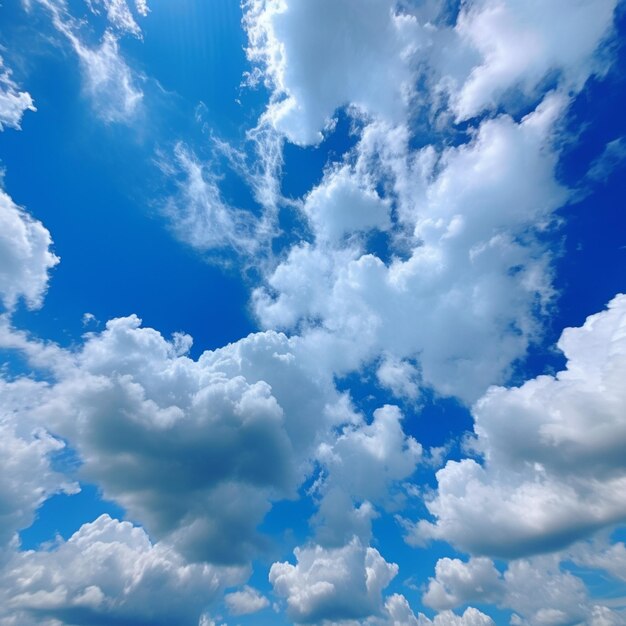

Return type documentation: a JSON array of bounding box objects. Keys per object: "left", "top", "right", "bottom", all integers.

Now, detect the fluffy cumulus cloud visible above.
[
  {"left": 269, "top": 539, "right": 398, "bottom": 624},
  {"left": 443, "top": 0, "right": 619, "bottom": 120},
  {"left": 2, "top": 0, "right": 625, "bottom": 624},
  {"left": 243, "top": 0, "right": 424, "bottom": 145},
  {"left": 0, "top": 189, "right": 59, "bottom": 311},
  {"left": 256, "top": 92, "right": 568, "bottom": 403},
  {"left": 423, "top": 554, "right": 626, "bottom": 626},
  {"left": 0, "top": 515, "right": 243, "bottom": 626},
  {"left": 0, "top": 377, "right": 76, "bottom": 550},
  {"left": 411, "top": 294, "right": 626, "bottom": 557},
  {"left": 224, "top": 585, "right": 270, "bottom": 616},
  {"left": 16, "top": 315, "right": 354, "bottom": 565},
  {"left": 313, "top": 404, "right": 422, "bottom": 545},
  {"left": 0, "top": 57, "right": 36, "bottom": 131},
  {"left": 422, "top": 557, "right": 504, "bottom": 611}
]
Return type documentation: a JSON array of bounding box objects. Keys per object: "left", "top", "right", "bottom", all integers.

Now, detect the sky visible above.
[{"left": 0, "top": 0, "right": 626, "bottom": 625}]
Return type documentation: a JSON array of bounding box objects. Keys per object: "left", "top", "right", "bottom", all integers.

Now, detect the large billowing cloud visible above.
[
  {"left": 410, "top": 294, "right": 626, "bottom": 558},
  {"left": 244, "top": 0, "right": 424, "bottom": 146},
  {"left": 255, "top": 92, "right": 568, "bottom": 403},
  {"left": 17, "top": 316, "right": 354, "bottom": 565},
  {"left": 0, "top": 515, "right": 243, "bottom": 626},
  {"left": 0, "top": 189, "right": 59, "bottom": 312}
]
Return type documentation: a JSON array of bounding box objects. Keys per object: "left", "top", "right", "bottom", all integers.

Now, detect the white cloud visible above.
[
  {"left": 411, "top": 294, "right": 626, "bottom": 558},
  {"left": 14, "top": 315, "right": 352, "bottom": 565},
  {"left": 0, "top": 56, "right": 36, "bottom": 131},
  {"left": 158, "top": 142, "right": 274, "bottom": 258},
  {"left": 0, "top": 377, "right": 77, "bottom": 550},
  {"left": 569, "top": 538, "right": 626, "bottom": 583},
  {"left": 440, "top": 0, "right": 619, "bottom": 121},
  {"left": 31, "top": 0, "right": 142, "bottom": 123},
  {"left": 269, "top": 538, "right": 398, "bottom": 624},
  {"left": 243, "top": 0, "right": 424, "bottom": 145},
  {"left": 0, "top": 188, "right": 59, "bottom": 311},
  {"left": 423, "top": 554, "right": 626, "bottom": 626},
  {"left": 423, "top": 557, "right": 504, "bottom": 611},
  {"left": 0, "top": 515, "right": 244, "bottom": 626},
  {"left": 303, "top": 166, "right": 391, "bottom": 244},
  {"left": 71, "top": 30, "right": 143, "bottom": 123},
  {"left": 313, "top": 404, "right": 422, "bottom": 545},
  {"left": 376, "top": 355, "right": 421, "bottom": 401},
  {"left": 224, "top": 585, "right": 269, "bottom": 616},
  {"left": 256, "top": 93, "right": 569, "bottom": 403},
  {"left": 587, "top": 137, "right": 626, "bottom": 183},
  {"left": 134, "top": 0, "right": 149, "bottom": 17}
]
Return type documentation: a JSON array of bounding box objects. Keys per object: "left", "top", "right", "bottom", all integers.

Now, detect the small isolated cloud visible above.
[
  {"left": 224, "top": 585, "right": 269, "bottom": 616},
  {"left": 0, "top": 377, "right": 76, "bottom": 548},
  {"left": 587, "top": 137, "right": 626, "bottom": 183},
  {"left": 0, "top": 188, "right": 59, "bottom": 311},
  {"left": 0, "top": 56, "right": 36, "bottom": 131},
  {"left": 269, "top": 538, "right": 398, "bottom": 623},
  {"left": 423, "top": 554, "right": 626, "bottom": 626}
]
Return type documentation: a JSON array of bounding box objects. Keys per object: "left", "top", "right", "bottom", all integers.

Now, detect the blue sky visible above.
[{"left": 1, "top": 1, "right": 626, "bottom": 625}]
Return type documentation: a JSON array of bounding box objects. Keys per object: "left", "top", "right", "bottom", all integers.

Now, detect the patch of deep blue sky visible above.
[{"left": 1, "top": 0, "right": 626, "bottom": 621}]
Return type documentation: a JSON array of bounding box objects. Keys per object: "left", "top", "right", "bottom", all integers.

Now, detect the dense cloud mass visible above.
[
  {"left": 0, "top": 0, "right": 625, "bottom": 624},
  {"left": 0, "top": 514, "right": 243, "bottom": 626},
  {"left": 31, "top": 317, "right": 355, "bottom": 564},
  {"left": 411, "top": 294, "right": 626, "bottom": 557},
  {"left": 255, "top": 93, "right": 569, "bottom": 402}
]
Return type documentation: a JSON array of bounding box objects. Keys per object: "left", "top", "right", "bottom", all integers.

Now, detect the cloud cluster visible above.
[
  {"left": 411, "top": 294, "right": 626, "bottom": 557},
  {"left": 423, "top": 554, "right": 626, "bottom": 626},
  {"left": 443, "top": 0, "right": 619, "bottom": 121},
  {"left": 255, "top": 93, "right": 568, "bottom": 403},
  {"left": 8, "top": 315, "right": 356, "bottom": 565},
  {"left": 0, "top": 514, "right": 243, "bottom": 626},
  {"left": 313, "top": 404, "right": 421, "bottom": 545}
]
